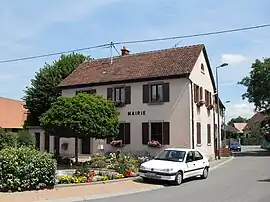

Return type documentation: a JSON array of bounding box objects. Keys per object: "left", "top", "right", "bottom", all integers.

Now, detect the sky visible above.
[{"left": 0, "top": 0, "right": 270, "bottom": 121}]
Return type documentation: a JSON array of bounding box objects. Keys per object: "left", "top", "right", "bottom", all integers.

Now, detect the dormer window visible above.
[{"left": 201, "top": 63, "right": 205, "bottom": 73}]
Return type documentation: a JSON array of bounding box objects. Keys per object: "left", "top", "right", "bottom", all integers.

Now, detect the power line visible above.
[
  {"left": 0, "top": 44, "right": 110, "bottom": 64},
  {"left": 0, "top": 23, "right": 270, "bottom": 64}
]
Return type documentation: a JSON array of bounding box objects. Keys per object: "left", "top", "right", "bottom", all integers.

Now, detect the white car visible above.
[{"left": 139, "top": 148, "right": 210, "bottom": 185}]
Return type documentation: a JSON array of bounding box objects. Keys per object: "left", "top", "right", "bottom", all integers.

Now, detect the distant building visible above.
[
  {"left": 243, "top": 112, "right": 266, "bottom": 138},
  {"left": 0, "top": 97, "right": 27, "bottom": 132}
]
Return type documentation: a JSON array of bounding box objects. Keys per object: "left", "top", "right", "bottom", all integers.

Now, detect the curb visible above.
[
  {"left": 210, "top": 156, "right": 234, "bottom": 171},
  {"left": 55, "top": 176, "right": 140, "bottom": 189}
]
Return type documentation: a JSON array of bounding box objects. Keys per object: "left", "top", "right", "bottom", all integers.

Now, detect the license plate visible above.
[{"left": 145, "top": 172, "right": 161, "bottom": 179}]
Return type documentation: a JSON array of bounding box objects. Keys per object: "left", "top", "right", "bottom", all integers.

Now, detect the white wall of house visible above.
[
  {"left": 62, "top": 78, "right": 191, "bottom": 157},
  {"left": 189, "top": 51, "right": 216, "bottom": 160}
]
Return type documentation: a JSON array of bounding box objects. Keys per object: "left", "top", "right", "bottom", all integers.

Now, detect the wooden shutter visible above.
[
  {"left": 124, "top": 123, "right": 131, "bottom": 144},
  {"left": 162, "top": 122, "right": 170, "bottom": 145},
  {"left": 163, "top": 83, "right": 170, "bottom": 102},
  {"left": 142, "top": 122, "right": 149, "bottom": 144},
  {"left": 209, "top": 92, "right": 212, "bottom": 105},
  {"left": 199, "top": 87, "right": 203, "bottom": 100},
  {"left": 142, "top": 85, "right": 149, "bottom": 103},
  {"left": 118, "top": 123, "right": 125, "bottom": 142},
  {"left": 207, "top": 124, "right": 211, "bottom": 144},
  {"left": 125, "top": 86, "right": 131, "bottom": 104},
  {"left": 193, "top": 84, "right": 198, "bottom": 103},
  {"left": 107, "top": 88, "right": 113, "bottom": 100},
  {"left": 196, "top": 123, "right": 201, "bottom": 145},
  {"left": 205, "top": 90, "right": 208, "bottom": 105}
]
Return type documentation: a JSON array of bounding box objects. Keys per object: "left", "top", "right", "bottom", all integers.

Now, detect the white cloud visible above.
[
  {"left": 221, "top": 54, "right": 247, "bottom": 65},
  {"left": 225, "top": 101, "right": 255, "bottom": 122}
]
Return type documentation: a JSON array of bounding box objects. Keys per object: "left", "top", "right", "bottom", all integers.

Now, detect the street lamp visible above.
[{"left": 215, "top": 63, "right": 228, "bottom": 160}]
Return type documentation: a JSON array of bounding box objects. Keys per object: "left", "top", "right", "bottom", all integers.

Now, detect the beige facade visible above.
[{"left": 29, "top": 48, "right": 222, "bottom": 160}]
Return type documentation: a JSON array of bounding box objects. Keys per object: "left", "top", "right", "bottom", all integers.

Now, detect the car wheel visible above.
[
  {"left": 201, "top": 167, "right": 209, "bottom": 179},
  {"left": 174, "top": 172, "right": 183, "bottom": 185}
]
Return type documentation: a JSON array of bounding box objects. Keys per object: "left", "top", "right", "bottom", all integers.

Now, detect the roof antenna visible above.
[
  {"left": 173, "top": 40, "right": 183, "bottom": 48},
  {"left": 110, "top": 42, "right": 113, "bottom": 64}
]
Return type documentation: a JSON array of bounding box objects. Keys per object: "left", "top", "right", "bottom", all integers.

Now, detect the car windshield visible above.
[{"left": 154, "top": 150, "right": 186, "bottom": 162}]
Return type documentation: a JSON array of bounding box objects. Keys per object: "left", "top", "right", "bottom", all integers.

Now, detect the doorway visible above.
[{"left": 81, "top": 137, "right": 91, "bottom": 154}]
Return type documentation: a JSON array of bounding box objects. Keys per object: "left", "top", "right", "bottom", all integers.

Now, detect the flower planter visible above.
[
  {"left": 207, "top": 104, "right": 214, "bottom": 110},
  {"left": 196, "top": 100, "right": 205, "bottom": 107},
  {"left": 147, "top": 140, "right": 162, "bottom": 148},
  {"left": 113, "top": 101, "right": 125, "bottom": 107},
  {"left": 110, "top": 140, "right": 124, "bottom": 148}
]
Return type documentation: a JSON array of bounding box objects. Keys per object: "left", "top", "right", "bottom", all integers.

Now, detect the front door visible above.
[
  {"left": 184, "top": 151, "right": 197, "bottom": 178},
  {"left": 81, "top": 137, "right": 91, "bottom": 154}
]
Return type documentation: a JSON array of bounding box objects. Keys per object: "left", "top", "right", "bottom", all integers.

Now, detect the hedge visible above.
[{"left": 0, "top": 147, "right": 56, "bottom": 192}]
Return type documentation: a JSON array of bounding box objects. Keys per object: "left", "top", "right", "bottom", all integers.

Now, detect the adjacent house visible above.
[
  {"left": 28, "top": 44, "right": 225, "bottom": 160},
  {"left": 0, "top": 97, "right": 27, "bottom": 131},
  {"left": 243, "top": 111, "right": 266, "bottom": 138}
]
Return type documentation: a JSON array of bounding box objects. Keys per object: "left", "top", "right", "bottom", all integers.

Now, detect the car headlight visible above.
[
  {"left": 140, "top": 165, "right": 146, "bottom": 170},
  {"left": 161, "top": 168, "right": 173, "bottom": 172}
]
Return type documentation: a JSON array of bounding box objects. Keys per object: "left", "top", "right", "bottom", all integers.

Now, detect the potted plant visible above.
[
  {"left": 110, "top": 140, "right": 123, "bottom": 147},
  {"left": 196, "top": 100, "right": 205, "bottom": 107},
  {"left": 207, "top": 103, "right": 214, "bottom": 110},
  {"left": 147, "top": 140, "right": 162, "bottom": 148},
  {"left": 113, "top": 101, "right": 125, "bottom": 107}
]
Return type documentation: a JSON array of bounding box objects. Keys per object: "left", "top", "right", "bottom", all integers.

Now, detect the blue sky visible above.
[{"left": 0, "top": 0, "right": 270, "bottom": 121}]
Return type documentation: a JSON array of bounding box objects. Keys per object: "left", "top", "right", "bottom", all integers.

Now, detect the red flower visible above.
[{"left": 88, "top": 178, "right": 92, "bottom": 183}]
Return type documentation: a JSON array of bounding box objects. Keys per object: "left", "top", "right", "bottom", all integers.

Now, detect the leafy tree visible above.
[
  {"left": 23, "top": 53, "right": 88, "bottom": 126},
  {"left": 0, "top": 129, "right": 17, "bottom": 151},
  {"left": 228, "top": 116, "right": 248, "bottom": 125},
  {"left": 17, "top": 130, "right": 35, "bottom": 147},
  {"left": 239, "top": 58, "right": 270, "bottom": 113},
  {"left": 40, "top": 93, "right": 119, "bottom": 163}
]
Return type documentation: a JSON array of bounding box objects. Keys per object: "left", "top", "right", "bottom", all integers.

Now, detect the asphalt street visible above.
[{"left": 81, "top": 149, "right": 270, "bottom": 202}]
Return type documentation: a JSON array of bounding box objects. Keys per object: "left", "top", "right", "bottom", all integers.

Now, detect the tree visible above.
[
  {"left": 40, "top": 93, "right": 119, "bottom": 163},
  {"left": 238, "top": 58, "right": 270, "bottom": 113},
  {"left": 23, "top": 53, "right": 88, "bottom": 126},
  {"left": 228, "top": 116, "right": 248, "bottom": 125}
]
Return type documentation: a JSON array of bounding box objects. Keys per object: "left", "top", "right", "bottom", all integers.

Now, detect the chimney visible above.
[{"left": 121, "top": 46, "right": 130, "bottom": 56}]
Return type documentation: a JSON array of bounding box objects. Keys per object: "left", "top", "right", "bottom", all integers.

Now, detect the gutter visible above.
[{"left": 189, "top": 79, "right": 195, "bottom": 149}]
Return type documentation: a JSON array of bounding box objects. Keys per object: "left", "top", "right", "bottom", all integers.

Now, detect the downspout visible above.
[{"left": 189, "top": 79, "right": 195, "bottom": 149}]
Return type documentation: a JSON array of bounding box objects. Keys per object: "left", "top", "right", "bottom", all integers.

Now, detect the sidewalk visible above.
[{"left": 0, "top": 157, "right": 233, "bottom": 202}]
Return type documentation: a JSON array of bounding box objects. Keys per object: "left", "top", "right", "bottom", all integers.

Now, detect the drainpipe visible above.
[{"left": 189, "top": 79, "right": 195, "bottom": 149}]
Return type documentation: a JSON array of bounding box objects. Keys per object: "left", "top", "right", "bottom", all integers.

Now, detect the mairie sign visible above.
[{"left": 128, "top": 110, "right": 146, "bottom": 116}]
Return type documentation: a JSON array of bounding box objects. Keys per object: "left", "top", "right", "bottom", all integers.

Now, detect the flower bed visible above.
[{"left": 57, "top": 153, "right": 140, "bottom": 185}]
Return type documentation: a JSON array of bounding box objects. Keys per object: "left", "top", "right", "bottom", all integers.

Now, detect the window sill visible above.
[
  {"left": 196, "top": 144, "right": 202, "bottom": 147},
  {"left": 201, "top": 70, "right": 205, "bottom": 74},
  {"left": 207, "top": 143, "right": 212, "bottom": 146},
  {"left": 147, "top": 101, "right": 164, "bottom": 105}
]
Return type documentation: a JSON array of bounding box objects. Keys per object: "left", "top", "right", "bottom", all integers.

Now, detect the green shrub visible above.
[
  {"left": 90, "top": 160, "right": 107, "bottom": 168},
  {"left": 0, "top": 129, "right": 17, "bottom": 150},
  {"left": 0, "top": 147, "right": 56, "bottom": 192},
  {"left": 17, "top": 130, "right": 35, "bottom": 147}
]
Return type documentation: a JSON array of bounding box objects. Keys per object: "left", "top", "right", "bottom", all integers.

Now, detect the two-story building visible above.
[{"left": 29, "top": 44, "right": 224, "bottom": 160}]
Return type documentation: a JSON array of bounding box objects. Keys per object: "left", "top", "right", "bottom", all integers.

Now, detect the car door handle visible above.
[
  {"left": 193, "top": 164, "right": 196, "bottom": 166},
  {"left": 203, "top": 161, "right": 205, "bottom": 164}
]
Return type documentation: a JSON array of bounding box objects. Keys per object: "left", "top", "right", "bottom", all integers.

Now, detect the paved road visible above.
[{"left": 81, "top": 149, "right": 270, "bottom": 202}]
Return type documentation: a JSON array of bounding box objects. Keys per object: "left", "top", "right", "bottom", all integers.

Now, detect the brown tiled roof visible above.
[
  {"left": 59, "top": 44, "right": 205, "bottom": 88},
  {"left": 0, "top": 97, "right": 27, "bottom": 129},
  {"left": 243, "top": 111, "right": 266, "bottom": 131}
]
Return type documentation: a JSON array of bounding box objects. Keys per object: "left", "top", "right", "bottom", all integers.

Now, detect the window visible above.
[
  {"left": 151, "top": 84, "right": 163, "bottom": 102},
  {"left": 107, "top": 86, "right": 131, "bottom": 105},
  {"left": 142, "top": 122, "right": 170, "bottom": 145},
  {"left": 193, "top": 84, "right": 203, "bottom": 103},
  {"left": 186, "top": 151, "right": 194, "bottom": 162},
  {"left": 205, "top": 90, "right": 212, "bottom": 107},
  {"left": 207, "top": 124, "right": 211, "bottom": 144},
  {"left": 193, "top": 84, "right": 199, "bottom": 103},
  {"left": 106, "top": 123, "right": 130, "bottom": 144},
  {"left": 143, "top": 83, "right": 169, "bottom": 104},
  {"left": 155, "top": 150, "right": 186, "bottom": 162},
  {"left": 35, "top": 132, "right": 40, "bottom": 150},
  {"left": 194, "top": 151, "right": 203, "bottom": 161},
  {"left": 214, "top": 124, "right": 217, "bottom": 138},
  {"left": 76, "top": 89, "right": 96, "bottom": 95},
  {"left": 114, "top": 87, "right": 125, "bottom": 102},
  {"left": 201, "top": 63, "right": 205, "bottom": 72},
  {"left": 196, "top": 122, "right": 201, "bottom": 145}
]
